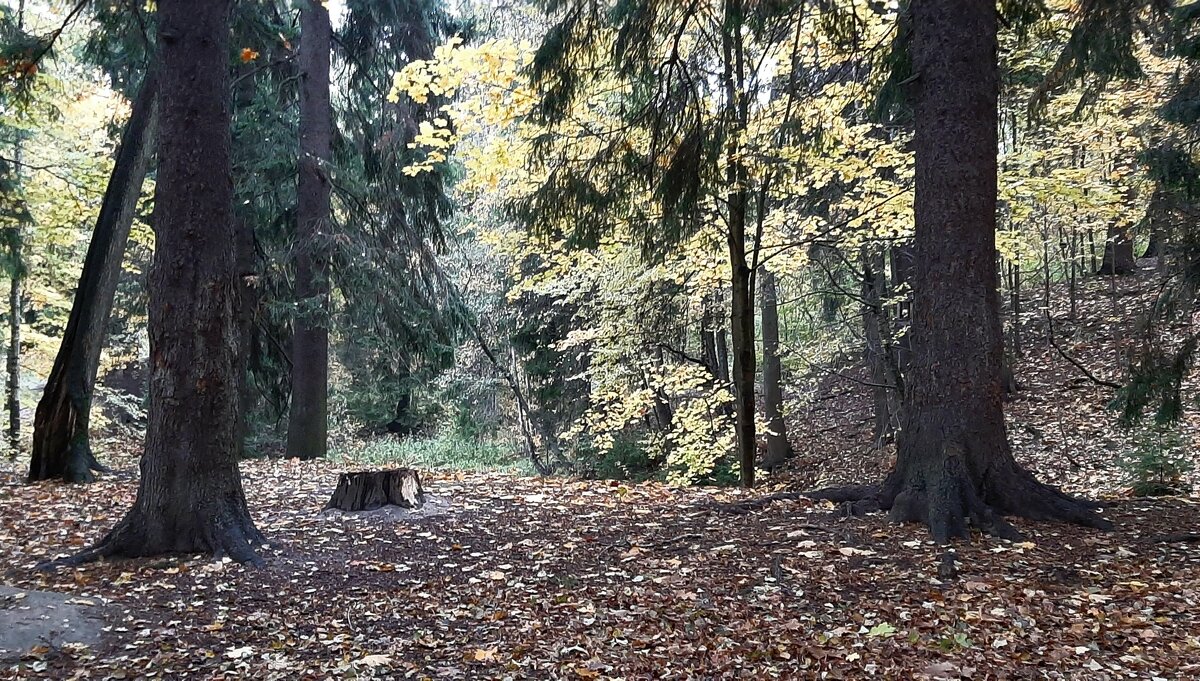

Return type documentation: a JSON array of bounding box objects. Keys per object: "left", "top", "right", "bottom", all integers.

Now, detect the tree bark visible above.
[
  {"left": 715, "top": 323, "right": 730, "bottom": 385},
  {"left": 649, "top": 346, "right": 673, "bottom": 432},
  {"left": 700, "top": 303, "right": 719, "bottom": 379},
  {"left": 863, "top": 247, "right": 902, "bottom": 447},
  {"left": 727, "top": 219, "right": 755, "bottom": 488},
  {"left": 722, "top": 0, "right": 756, "bottom": 488},
  {"left": 853, "top": 0, "right": 1110, "bottom": 543},
  {"left": 235, "top": 216, "right": 256, "bottom": 459},
  {"left": 759, "top": 268, "right": 791, "bottom": 468},
  {"left": 325, "top": 469, "right": 423, "bottom": 511},
  {"left": 286, "top": 0, "right": 332, "bottom": 460},
  {"left": 5, "top": 246, "right": 19, "bottom": 459},
  {"left": 1097, "top": 222, "right": 1135, "bottom": 275},
  {"left": 1007, "top": 259, "right": 1021, "bottom": 358},
  {"left": 29, "top": 70, "right": 159, "bottom": 483},
  {"left": 62, "top": 0, "right": 266, "bottom": 565}
]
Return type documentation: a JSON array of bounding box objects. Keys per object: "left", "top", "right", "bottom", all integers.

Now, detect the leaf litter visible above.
[
  {"left": 1, "top": 272, "right": 1198, "bottom": 679},
  {"left": 1, "top": 456, "right": 1197, "bottom": 679}
]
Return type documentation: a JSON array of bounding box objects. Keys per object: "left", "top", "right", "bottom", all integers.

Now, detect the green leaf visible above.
[{"left": 868, "top": 622, "right": 897, "bottom": 638}]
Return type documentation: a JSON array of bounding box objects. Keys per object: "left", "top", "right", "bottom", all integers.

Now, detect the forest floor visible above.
[
  {"left": 1, "top": 265, "right": 1199, "bottom": 679},
  {"left": 1, "top": 459, "right": 1198, "bottom": 680}
]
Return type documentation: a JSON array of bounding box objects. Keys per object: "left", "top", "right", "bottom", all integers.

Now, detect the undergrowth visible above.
[{"left": 332, "top": 431, "right": 533, "bottom": 474}]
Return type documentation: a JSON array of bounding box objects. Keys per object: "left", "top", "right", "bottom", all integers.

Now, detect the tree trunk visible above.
[
  {"left": 1007, "top": 259, "right": 1021, "bottom": 358},
  {"left": 63, "top": 0, "right": 266, "bottom": 565},
  {"left": 325, "top": 469, "right": 423, "bottom": 511},
  {"left": 715, "top": 323, "right": 730, "bottom": 385},
  {"left": 6, "top": 237, "right": 20, "bottom": 457},
  {"left": 890, "top": 244, "right": 915, "bottom": 323},
  {"left": 4, "top": 0, "right": 25, "bottom": 460},
  {"left": 29, "top": 71, "right": 159, "bottom": 483},
  {"left": 286, "top": 0, "right": 332, "bottom": 460},
  {"left": 1097, "top": 222, "right": 1135, "bottom": 275},
  {"left": 475, "top": 328, "right": 552, "bottom": 475},
  {"left": 727, "top": 211, "right": 755, "bottom": 487},
  {"left": 1141, "top": 214, "right": 1162, "bottom": 259},
  {"left": 759, "top": 268, "right": 791, "bottom": 468},
  {"left": 700, "top": 304, "right": 719, "bottom": 378},
  {"left": 650, "top": 347, "right": 673, "bottom": 431},
  {"left": 1087, "top": 228, "right": 1098, "bottom": 273},
  {"left": 863, "top": 248, "right": 901, "bottom": 447},
  {"left": 385, "top": 365, "right": 413, "bottom": 434},
  {"left": 714, "top": 315, "right": 733, "bottom": 417},
  {"left": 235, "top": 216, "right": 256, "bottom": 459},
  {"left": 858, "top": 0, "right": 1109, "bottom": 542},
  {"left": 722, "top": 0, "right": 755, "bottom": 488},
  {"left": 1067, "top": 230, "right": 1078, "bottom": 319}
]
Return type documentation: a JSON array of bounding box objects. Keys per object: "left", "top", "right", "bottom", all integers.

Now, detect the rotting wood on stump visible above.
[{"left": 325, "top": 469, "right": 424, "bottom": 512}]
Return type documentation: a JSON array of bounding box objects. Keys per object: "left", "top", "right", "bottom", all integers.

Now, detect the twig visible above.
[
  {"left": 1043, "top": 309, "right": 1121, "bottom": 390},
  {"left": 0, "top": 0, "right": 89, "bottom": 80},
  {"left": 706, "top": 491, "right": 813, "bottom": 514}
]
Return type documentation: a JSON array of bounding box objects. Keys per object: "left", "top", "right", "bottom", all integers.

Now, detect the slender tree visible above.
[
  {"left": 759, "top": 267, "right": 792, "bottom": 468},
  {"left": 286, "top": 0, "right": 332, "bottom": 460},
  {"left": 6, "top": 245, "right": 20, "bottom": 455},
  {"left": 4, "top": 0, "right": 27, "bottom": 459},
  {"left": 519, "top": 0, "right": 806, "bottom": 487},
  {"left": 29, "top": 70, "right": 158, "bottom": 483},
  {"left": 862, "top": 246, "right": 902, "bottom": 447},
  {"left": 61, "top": 0, "right": 265, "bottom": 564}
]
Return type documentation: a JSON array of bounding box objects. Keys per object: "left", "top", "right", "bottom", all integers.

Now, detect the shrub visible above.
[
  {"left": 1118, "top": 426, "right": 1194, "bottom": 496},
  {"left": 590, "top": 434, "right": 661, "bottom": 481}
]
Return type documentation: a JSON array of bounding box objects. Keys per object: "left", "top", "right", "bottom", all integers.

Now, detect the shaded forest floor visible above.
[
  {"left": 786, "top": 261, "right": 1200, "bottom": 498},
  {"left": 1, "top": 264, "right": 1199, "bottom": 679},
  {"left": 2, "top": 461, "right": 1199, "bottom": 680}
]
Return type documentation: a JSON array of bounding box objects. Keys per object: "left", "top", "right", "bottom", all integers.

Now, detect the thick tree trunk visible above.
[
  {"left": 29, "top": 71, "right": 159, "bottom": 483},
  {"left": 325, "top": 469, "right": 423, "bottom": 511},
  {"left": 62, "top": 0, "right": 266, "bottom": 565},
  {"left": 1097, "top": 222, "right": 1135, "bottom": 275},
  {"left": 759, "top": 268, "right": 791, "bottom": 468},
  {"left": 286, "top": 0, "right": 332, "bottom": 461},
  {"left": 1141, "top": 215, "right": 1162, "bottom": 259},
  {"left": 846, "top": 0, "right": 1110, "bottom": 543}
]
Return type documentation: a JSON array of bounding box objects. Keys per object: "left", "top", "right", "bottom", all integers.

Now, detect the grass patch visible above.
[{"left": 332, "top": 432, "right": 534, "bottom": 474}]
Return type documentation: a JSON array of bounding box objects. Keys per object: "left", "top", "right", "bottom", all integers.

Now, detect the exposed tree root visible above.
[
  {"left": 804, "top": 445, "right": 1111, "bottom": 543},
  {"left": 60, "top": 441, "right": 111, "bottom": 483},
  {"left": 38, "top": 501, "right": 267, "bottom": 571}
]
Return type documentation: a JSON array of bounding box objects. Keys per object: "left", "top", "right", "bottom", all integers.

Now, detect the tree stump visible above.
[{"left": 324, "top": 469, "right": 424, "bottom": 512}]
